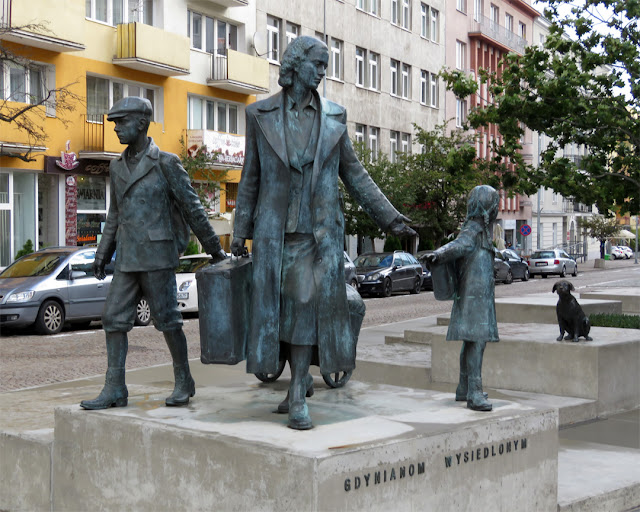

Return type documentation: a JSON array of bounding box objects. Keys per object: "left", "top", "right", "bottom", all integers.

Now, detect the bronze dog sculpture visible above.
[{"left": 552, "top": 280, "right": 592, "bottom": 342}]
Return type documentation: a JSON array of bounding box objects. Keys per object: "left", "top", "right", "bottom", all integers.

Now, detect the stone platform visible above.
[
  {"left": 49, "top": 382, "right": 558, "bottom": 512},
  {"left": 580, "top": 287, "right": 640, "bottom": 315},
  {"left": 426, "top": 323, "right": 640, "bottom": 417}
]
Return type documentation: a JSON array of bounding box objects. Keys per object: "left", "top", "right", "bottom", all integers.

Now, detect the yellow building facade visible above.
[{"left": 0, "top": 0, "right": 268, "bottom": 266}]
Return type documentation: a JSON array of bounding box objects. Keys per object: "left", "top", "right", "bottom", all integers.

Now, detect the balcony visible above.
[
  {"left": 202, "top": 0, "right": 248, "bottom": 5},
  {"left": 80, "top": 114, "right": 163, "bottom": 160},
  {"left": 114, "top": 22, "right": 190, "bottom": 76},
  {"left": 186, "top": 129, "right": 245, "bottom": 168},
  {"left": 563, "top": 198, "right": 593, "bottom": 214},
  {"left": 208, "top": 49, "right": 269, "bottom": 95},
  {"left": 0, "top": 0, "right": 85, "bottom": 51},
  {"left": 469, "top": 14, "right": 527, "bottom": 55}
]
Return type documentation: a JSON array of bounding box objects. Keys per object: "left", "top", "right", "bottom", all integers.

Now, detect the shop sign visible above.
[
  {"left": 45, "top": 156, "right": 110, "bottom": 177},
  {"left": 65, "top": 176, "right": 77, "bottom": 246},
  {"left": 187, "top": 129, "right": 245, "bottom": 167},
  {"left": 56, "top": 141, "right": 80, "bottom": 171}
]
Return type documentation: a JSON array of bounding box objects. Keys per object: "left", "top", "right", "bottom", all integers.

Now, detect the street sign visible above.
[{"left": 520, "top": 224, "right": 532, "bottom": 237}]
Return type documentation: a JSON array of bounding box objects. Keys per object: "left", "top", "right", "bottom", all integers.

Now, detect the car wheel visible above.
[
  {"left": 255, "top": 358, "right": 287, "bottom": 383},
  {"left": 322, "top": 370, "right": 352, "bottom": 388},
  {"left": 35, "top": 300, "right": 64, "bottom": 335},
  {"left": 522, "top": 269, "right": 529, "bottom": 281},
  {"left": 134, "top": 297, "right": 151, "bottom": 326},
  {"left": 572, "top": 264, "right": 578, "bottom": 277},
  {"left": 409, "top": 276, "right": 421, "bottom": 294},
  {"left": 382, "top": 277, "right": 393, "bottom": 297},
  {"left": 560, "top": 266, "right": 566, "bottom": 278},
  {"left": 505, "top": 270, "right": 513, "bottom": 284},
  {"left": 350, "top": 279, "right": 358, "bottom": 289}
]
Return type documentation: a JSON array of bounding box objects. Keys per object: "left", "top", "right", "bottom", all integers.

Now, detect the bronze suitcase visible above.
[{"left": 196, "top": 256, "right": 252, "bottom": 365}]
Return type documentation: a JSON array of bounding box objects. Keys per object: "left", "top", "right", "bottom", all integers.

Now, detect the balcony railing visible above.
[
  {"left": 562, "top": 199, "right": 593, "bottom": 214},
  {"left": 114, "top": 22, "right": 190, "bottom": 76},
  {"left": 0, "top": 0, "right": 85, "bottom": 51},
  {"left": 203, "top": 0, "right": 248, "bottom": 5},
  {"left": 469, "top": 14, "right": 527, "bottom": 54},
  {"left": 83, "top": 114, "right": 106, "bottom": 153},
  {"left": 208, "top": 49, "right": 269, "bottom": 94}
]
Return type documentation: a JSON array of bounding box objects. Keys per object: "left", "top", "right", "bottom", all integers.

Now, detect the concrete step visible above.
[{"left": 580, "top": 287, "right": 640, "bottom": 315}]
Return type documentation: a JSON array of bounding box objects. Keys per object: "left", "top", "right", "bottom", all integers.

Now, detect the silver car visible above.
[
  {"left": 527, "top": 249, "right": 578, "bottom": 278},
  {"left": 0, "top": 246, "right": 150, "bottom": 334}
]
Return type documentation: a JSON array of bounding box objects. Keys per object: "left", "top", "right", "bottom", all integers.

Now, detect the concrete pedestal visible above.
[
  {"left": 580, "top": 288, "right": 640, "bottom": 315},
  {"left": 430, "top": 323, "right": 640, "bottom": 416},
  {"left": 51, "top": 382, "right": 558, "bottom": 512}
]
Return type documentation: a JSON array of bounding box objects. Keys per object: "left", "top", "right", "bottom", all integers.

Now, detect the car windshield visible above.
[
  {"left": 532, "top": 251, "right": 555, "bottom": 259},
  {"left": 176, "top": 257, "right": 211, "bottom": 274},
  {"left": 354, "top": 254, "right": 393, "bottom": 268},
  {"left": 0, "top": 252, "right": 65, "bottom": 278}
]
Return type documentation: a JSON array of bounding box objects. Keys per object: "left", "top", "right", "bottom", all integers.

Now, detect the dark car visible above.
[
  {"left": 354, "top": 251, "right": 423, "bottom": 297},
  {"left": 344, "top": 251, "right": 358, "bottom": 289},
  {"left": 416, "top": 250, "right": 434, "bottom": 291},
  {"left": 0, "top": 247, "right": 150, "bottom": 335},
  {"left": 493, "top": 249, "right": 513, "bottom": 284},
  {"left": 500, "top": 249, "right": 530, "bottom": 281}
]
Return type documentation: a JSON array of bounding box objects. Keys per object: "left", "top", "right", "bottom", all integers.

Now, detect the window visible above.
[
  {"left": 474, "top": 0, "right": 484, "bottom": 21},
  {"left": 85, "top": 0, "right": 153, "bottom": 26},
  {"left": 401, "top": 63, "right": 410, "bottom": 99},
  {"left": 390, "top": 130, "right": 399, "bottom": 163},
  {"left": 489, "top": 4, "right": 499, "bottom": 28},
  {"left": 505, "top": 13, "right": 513, "bottom": 33},
  {"left": 329, "top": 38, "right": 343, "bottom": 80},
  {"left": 519, "top": 22, "right": 526, "bottom": 39},
  {"left": 267, "top": 15, "right": 281, "bottom": 63},
  {"left": 456, "top": 99, "right": 467, "bottom": 127},
  {"left": 368, "top": 52, "right": 380, "bottom": 90},
  {"left": 390, "top": 59, "right": 399, "bottom": 96},
  {"left": 357, "top": 0, "right": 379, "bottom": 15},
  {"left": 188, "top": 10, "right": 238, "bottom": 54},
  {"left": 420, "top": 4, "right": 429, "bottom": 38},
  {"left": 369, "top": 127, "right": 379, "bottom": 162},
  {"left": 429, "top": 73, "right": 438, "bottom": 107},
  {"left": 456, "top": 41, "right": 466, "bottom": 70},
  {"left": 355, "top": 124, "right": 366, "bottom": 144},
  {"left": 430, "top": 8, "right": 439, "bottom": 42},
  {"left": 391, "top": 0, "right": 410, "bottom": 29},
  {"left": 457, "top": 0, "right": 466, "bottom": 13},
  {"left": 285, "top": 22, "right": 299, "bottom": 48},
  {"left": 355, "top": 47, "right": 366, "bottom": 87},
  {"left": 86, "top": 75, "right": 158, "bottom": 121},
  {"left": 1, "top": 63, "right": 45, "bottom": 105},
  {"left": 420, "top": 70, "right": 428, "bottom": 104},
  {"left": 188, "top": 96, "right": 239, "bottom": 134},
  {"left": 401, "top": 133, "right": 410, "bottom": 154}
]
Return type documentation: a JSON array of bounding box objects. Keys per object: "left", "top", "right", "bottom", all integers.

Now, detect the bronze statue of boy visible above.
[
  {"left": 231, "top": 36, "right": 415, "bottom": 429},
  {"left": 81, "top": 97, "right": 226, "bottom": 410}
]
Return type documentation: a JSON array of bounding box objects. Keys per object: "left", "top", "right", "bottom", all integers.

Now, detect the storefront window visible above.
[
  {"left": 76, "top": 175, "right": 107, "bottom": 246},
  {"left": 0, "top": 174, "right": 9, "bottom": 267},
  {"left": 77, "top": 213, "right": 106, "bottom": 246},
  {"left": 13, "top": 173, "right": 37, "bottom": 261},
  {"left": 38, "top": 173, "right": 60, "bottom": 250}
]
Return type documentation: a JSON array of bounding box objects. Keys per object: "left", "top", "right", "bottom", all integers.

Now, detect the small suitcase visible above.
[
  {"left": 426, "top": 259, "right": 458, "bottom": 301},
  {"left": 196, "top": 255, "right": 252, "bottom": 365}
]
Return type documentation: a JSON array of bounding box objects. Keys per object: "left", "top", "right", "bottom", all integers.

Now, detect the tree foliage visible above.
[
  {"left": 1, "top": 24, "right": 83, "bottom": 162},
  {"left": 341, "top": 123, "right": 502, "bottom": 250},
  {"left": 580, "top": 214, "right": 620, "bottom": 258},
  {"left": 441, "top": 0, "right": 640, "bottom": 215},
  {"left": 179, "top": 136, "right": 228, "bottom": 211}
]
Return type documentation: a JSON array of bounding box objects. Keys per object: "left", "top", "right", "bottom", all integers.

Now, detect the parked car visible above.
[
  {"left": 343, "top": 252, "right": 358, "bottom": 289},
  {"left": 416, "top": 250, "right": 434, "bottom": 291},
  {"left": 493, "top": 249, "right": 513, "bottom": 284},
  {"left": 500, "top": 249, "right": 530, "bottom": 281},
  {"left": 0, "top": 247, "right": 150, "bottom": 335},
  {"left": 354, "top": 251, "right": 423, "bottom": 297},
  {"left": 527, "top": 249, "right": 578, "bottom": 278},
  {"left": 619, "top": 246, "right": 634, "bottom": 259},
  {"left": 610, "top": 246, "right": 625, "bottom": 260},
  {"left": 175, "top": 253, "right": 213, "bottom": 314}
]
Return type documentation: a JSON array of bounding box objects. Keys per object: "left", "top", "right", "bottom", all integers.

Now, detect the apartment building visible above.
[
  {"left": 444, "top": 0, "right": 539, "bottom": 254},
  {"left": 0, "top": 0, "right": 267, "bottom": 267}
]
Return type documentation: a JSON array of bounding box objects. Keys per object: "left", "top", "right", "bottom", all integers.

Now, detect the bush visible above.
[
  {"left": 184, "top": 240, "right": 200, "bottom": 256},
  {"left": 383, "top": 236, "right": 402, "bottom": 252},
  {"left": 589, "top": 313, "right": 640, "bottom": 329},
  {"left": 15, "top": 239, "right": 34, "bottom": 260}
]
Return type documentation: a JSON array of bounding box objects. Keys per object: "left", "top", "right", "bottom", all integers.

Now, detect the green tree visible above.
[
  {"left": 179, "top": 136, "right": 228, "bottom": 211},
  {"left": 580, "top": 215, "right": 620, "bottom": 259},
  {"left": 15, "top": 239, "right": 34, "bottom": 260},
  {"left": 441, "top": 0, "right": 640, "bottom": 216}
]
